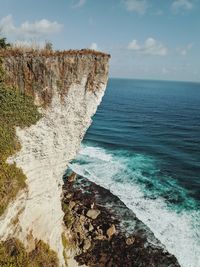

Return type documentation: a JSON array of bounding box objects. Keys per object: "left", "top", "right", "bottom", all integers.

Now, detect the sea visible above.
[{"left": 69, "top": 78, "right": 200, "bottom": 267}]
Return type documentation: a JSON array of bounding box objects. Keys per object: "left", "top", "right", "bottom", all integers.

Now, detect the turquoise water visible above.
[{"left": 69, "top": 78, "right": 200, "bottom": 267}]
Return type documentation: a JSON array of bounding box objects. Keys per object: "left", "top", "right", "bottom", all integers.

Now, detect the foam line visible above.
[{"left": 69, "top": 144, "right": 200, "bottom": 267}]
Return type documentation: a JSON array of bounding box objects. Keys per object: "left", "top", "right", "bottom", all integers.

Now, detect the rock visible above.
[
  {"left": 68, "top": 172, "right": 77, "bottom": 182},
  {"left": 95, "top": 235, "right": 106, "bottom": 240},
  {"left": 126, "top": 236, "right": 135, "bottom": 245},
  {"left": 106, "top": 224, "right": 116, "bottom": 239},
  {"left": 76, "top": 224, "right": 86, "bottom": 240},
  {"left": 1, "top": 50, "right": 110, "bottom": 267},
  {"left": 63, "top": 175, "right": 181, "bottom": 267},
  {"left": 96, "top": 228, "right": 103, "bottom": 236},
  {"left": 83, "top": 239, "right": 91, "bottom": 251},
  {"left": 69, "top": 201, "right": 76, "bottom": 209},
  {"left": 80, "top": 214, "right": 86, "bottom": 222},
  {"left": 86, "top": 209, "right": 100, "bottom": 219},
  {"left": 65, "top": 193, "right": 73, "bottom": 199},
  {"left": 89, "top": 223, "right": 94, "bottom": 232}
]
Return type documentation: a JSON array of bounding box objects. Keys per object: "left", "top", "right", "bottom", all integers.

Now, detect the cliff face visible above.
[
  {"left": 0, "top": 49, "right": 110, "bottom": 266},
  {"left": 2, "top": 50, "right": 109, "bottom": 106}
]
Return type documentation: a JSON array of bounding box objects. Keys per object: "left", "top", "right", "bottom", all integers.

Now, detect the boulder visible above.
[
  {"left": 69, "top": 201, "right": 76, "bottom": 209},
  {"left": 106, "top": 224, "right": 116, "bottom": 239},
  {"left": 89, "top": 223, "right": 94, "bottom": 232},
  {"left": 83, "top": 239, "right": 91, "bottom": 252},
  {"left": 86, "top": 209, "right": 100, "bottom": 219},
  {"left": 68, "top": 172, "right": 77, "bottom": 182},
  {"left": 126, "top": 236, "right": 135, "bottom": 245}
]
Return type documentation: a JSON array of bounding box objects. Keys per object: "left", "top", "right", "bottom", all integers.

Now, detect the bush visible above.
[
  {"left": 0, "top": 239, "right": 59, "bottom": 267},
  {"left": 0, "top": 37, "right": 10, "bottom": 49},
  {"left": 28, "top": 240, "right": 59, "bottom": 267}
]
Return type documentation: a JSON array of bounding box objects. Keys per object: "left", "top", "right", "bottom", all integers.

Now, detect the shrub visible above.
[
  {"left": 28, "top": 240, "right": 59, "bottom": 267},
  {"left": 0, "top": 37, "right": 10, "bottom": 49},
  {"left": 0, "top": 239, "right": 59, "bottom": 267}
]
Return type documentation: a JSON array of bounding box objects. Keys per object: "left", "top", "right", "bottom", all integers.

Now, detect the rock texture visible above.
[
  {"left": 62, "top": 171, "right": 181, "bottom": 267},
  {"left": 0, "top": 49, "right": 110, "bottom": 266}
]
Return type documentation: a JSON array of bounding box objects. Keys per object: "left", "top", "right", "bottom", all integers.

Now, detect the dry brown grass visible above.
[{"left": 0, "top": 47, "right": 110, "bottom": 58}]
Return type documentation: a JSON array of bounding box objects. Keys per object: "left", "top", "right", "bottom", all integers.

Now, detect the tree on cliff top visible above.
[
  {"left": 0, "top": 34, "right": 10, "bottom": 49},
  {"left": 0, "top": 35, "right": 10, "bottom": 83}
]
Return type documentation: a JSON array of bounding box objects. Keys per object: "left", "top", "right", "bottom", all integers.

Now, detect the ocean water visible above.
[{"left": 69, "top": 78, "right": 200, "bottom": 267}]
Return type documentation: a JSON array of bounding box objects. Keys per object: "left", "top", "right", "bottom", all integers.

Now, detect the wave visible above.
[{"left": 69, "top": 143, "right": 200, "bottom": 267}]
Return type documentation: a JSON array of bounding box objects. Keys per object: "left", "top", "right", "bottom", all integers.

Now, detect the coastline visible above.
[{"left": 62, "top": 169, "right": 180, "bottom": 267}]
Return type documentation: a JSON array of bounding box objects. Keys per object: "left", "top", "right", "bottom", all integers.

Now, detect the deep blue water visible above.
[{"left": 69, "top": 78, "right": 200, "bottom": 267}]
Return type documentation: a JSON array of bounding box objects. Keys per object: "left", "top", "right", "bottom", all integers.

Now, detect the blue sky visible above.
[{"left": 0, "top": 0, "right": 199, "bottom": 82}]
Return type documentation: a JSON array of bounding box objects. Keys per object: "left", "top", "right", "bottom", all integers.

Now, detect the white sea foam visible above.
[
  {"left": 79, "top": 145, "right": 112, "bottom": 162},
  {"left": 69, "top": 144, "right": 200, "bottom": 267}
]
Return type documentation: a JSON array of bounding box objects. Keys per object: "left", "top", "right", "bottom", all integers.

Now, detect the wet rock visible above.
[
  {"left": 68, "top": 172, "right": 77, "bottom": 182},
  {"left": 86, "top": 209, "right": 101, "bottom": 220}
]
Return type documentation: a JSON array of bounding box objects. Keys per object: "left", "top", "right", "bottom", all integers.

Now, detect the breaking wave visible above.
[{"left": 69, "top": 143, "right": 200, "bottom": 267}]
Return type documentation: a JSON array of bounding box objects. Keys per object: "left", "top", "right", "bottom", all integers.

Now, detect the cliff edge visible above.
[{"left": 0, "top": 48, "right": 110, "bottom": 266}]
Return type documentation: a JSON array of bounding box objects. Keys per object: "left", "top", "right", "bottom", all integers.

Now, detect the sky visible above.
[{"left": 0, "top": 0, "right": 199, "bottom": 82}]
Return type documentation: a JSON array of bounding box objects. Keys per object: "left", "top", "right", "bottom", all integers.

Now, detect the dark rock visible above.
[{"left": 62, "top": 171, "right": 181, "bottom": 267}]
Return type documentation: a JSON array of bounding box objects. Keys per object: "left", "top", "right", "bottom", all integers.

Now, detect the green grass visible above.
[
  {"left": 0, "top": 238, "right": 59, "bottom": 267},
  {"left": 0, "top": 85, "right": 41, "bottom": 215}
]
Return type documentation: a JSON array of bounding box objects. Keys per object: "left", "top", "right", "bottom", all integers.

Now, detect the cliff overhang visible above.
[{"left": 0, "top": 48, "right": 110, "bottom": 267}]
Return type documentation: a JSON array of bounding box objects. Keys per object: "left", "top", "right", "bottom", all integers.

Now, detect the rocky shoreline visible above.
[{"left": 62, "top": 169, "right": 180, "bottom": 267}]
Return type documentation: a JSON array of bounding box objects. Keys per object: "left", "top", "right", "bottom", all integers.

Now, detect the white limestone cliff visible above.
[{"left": 0, "top": 50, "right": 110, "bottom": 266}]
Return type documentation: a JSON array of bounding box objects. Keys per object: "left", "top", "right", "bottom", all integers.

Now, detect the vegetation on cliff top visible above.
[
  {"left": 0, "top": 37, "right": 10, "bottom": 50},
  {"left": 0, "top": 46, "right": 110, "bottom": 58},
  {"left": 0, "top": 42, "right": 41, "bottom": 215},
  {"left": 0, "top": 238, "right": 59, "bottom": 267}
]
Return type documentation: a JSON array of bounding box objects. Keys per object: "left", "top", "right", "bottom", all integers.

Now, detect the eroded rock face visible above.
[
  {"left": 1, "top": 50, "right": 110, "bottom": 106},
  {"left": 62, "top": 172, "right": 181, "bottom": 267},
  {"left": 0, "top": 50, "right": 110, "bottom": 266}
]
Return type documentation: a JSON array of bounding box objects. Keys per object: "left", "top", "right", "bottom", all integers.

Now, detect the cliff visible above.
[{"left": 0, "top": 48, "right": 110, "bottom": 266}]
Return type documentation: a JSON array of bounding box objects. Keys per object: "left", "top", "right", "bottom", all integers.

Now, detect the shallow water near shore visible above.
[{"left": 69, "top": 78, "right": 200, "bottom": 267}]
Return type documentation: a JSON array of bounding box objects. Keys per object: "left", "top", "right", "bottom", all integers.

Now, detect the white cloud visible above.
[
  {"left": 72, "top": 0, "right": 86, "bottom": 8},
  {"left": 89, "top": 42, "right": 98, "bottom": 50},
  {"left": 171, "top": 0, "right": 194, "bottom": 12},
  {"left": 0, "top": 15, "right": 15, "bottom": 35},
  {"left": 123, "top": 0, "right": 148, "bottom": 15},
  {"left": 176, "top": 43, "right": 193, "bottom": 55},
  {"left": 128, "top": 37, "right": 168, "bottom": 56},
  {"left": 0, "top": 15, "right": 62, "bottom": 39},
  {"left": 128, "top": 39, "right": 140, "bottom": 50}
]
